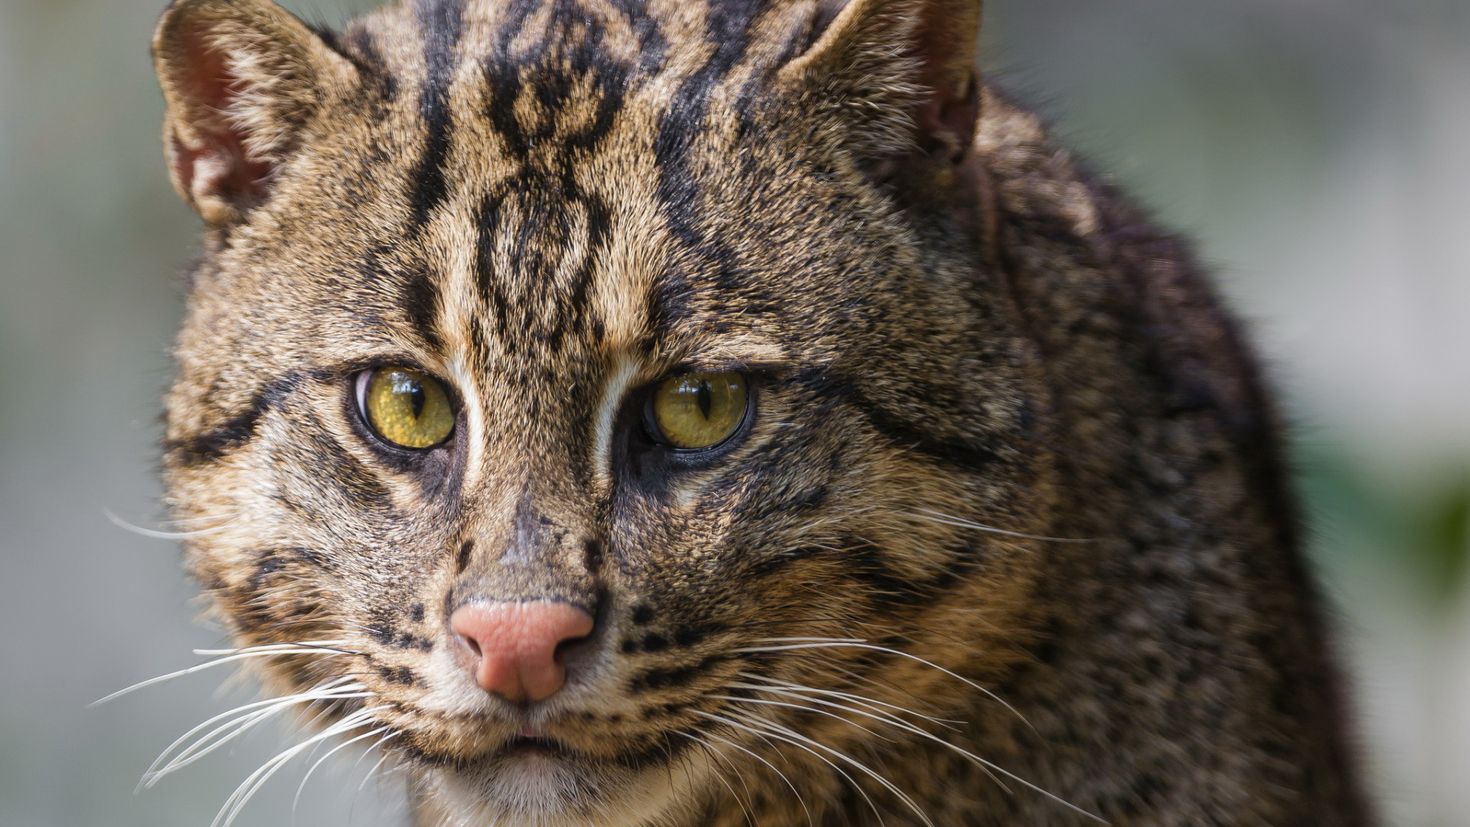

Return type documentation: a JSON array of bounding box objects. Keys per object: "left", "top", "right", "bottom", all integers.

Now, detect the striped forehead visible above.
[{"left": 335, "top": 0, "right": 804, "bottom": 365}]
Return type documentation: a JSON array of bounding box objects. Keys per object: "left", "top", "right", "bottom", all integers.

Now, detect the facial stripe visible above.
[
  {"left": 166, "top": 373, "right": 305, "bottom": 467},
  {"left": 796, "top": 370, "right": 1004, "bottom": 474},
  {"left": 410, "top": 0, "right": 465, "bottom": 229}
]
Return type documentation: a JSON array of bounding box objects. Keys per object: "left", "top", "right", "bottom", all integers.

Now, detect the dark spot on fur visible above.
[
  {"left": 396, "top": 633, "right": 433, "bottom": 652},
  {"left": 583, "top": 539, "right": 603, "bottom": 571},
  {"left": 379, "top": 665, "right": 418, "bottom": 685}
]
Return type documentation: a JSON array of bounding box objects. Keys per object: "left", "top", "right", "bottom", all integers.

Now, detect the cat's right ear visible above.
[{"left": 152, "top": 0, "right": 355, "bottom": 225}]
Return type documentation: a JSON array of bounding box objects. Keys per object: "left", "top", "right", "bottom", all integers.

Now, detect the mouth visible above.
[{"left": 498, "top": 735, "right": 572, "bottom": 760}]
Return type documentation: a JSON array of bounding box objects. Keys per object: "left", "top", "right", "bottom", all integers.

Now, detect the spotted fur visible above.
[{"left": 151, "top": 0, "right": 1370, "bottom": 824}]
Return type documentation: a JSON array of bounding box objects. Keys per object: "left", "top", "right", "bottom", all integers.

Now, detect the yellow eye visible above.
[
  {"left": 649, "top": 372, "right": 749, "bottom": 450},
  {"left": 360, "top": 367, "right": 455, "bottom": 450}
]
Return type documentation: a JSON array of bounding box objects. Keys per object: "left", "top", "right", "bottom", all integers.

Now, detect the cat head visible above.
[{"left": 154, "top": 0, "right": 1054, "bottom": 822}]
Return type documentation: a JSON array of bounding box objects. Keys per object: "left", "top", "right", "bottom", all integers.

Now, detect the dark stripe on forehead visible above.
[
  {"left": 402, "top": 269, "right": 445, "bottom": 353},
  {"left": 648, "top": 1, "right": 764, "bottom": 337},
  {"left": 410, "top": 0, "right": 465, "bottom": 229},
  {"left": 400, "top": 0, "right": 463, "bottom": 352},
  {"left": 473, "top": 1, "right": 631, "bottom": 357}
]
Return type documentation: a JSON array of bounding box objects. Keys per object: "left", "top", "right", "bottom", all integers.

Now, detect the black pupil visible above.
[
  {"left": 696, "top": 380, "right": 712, "bottom": 419},
  {"left": 406, "top": 381, "right": 426, "bottom": 418}
]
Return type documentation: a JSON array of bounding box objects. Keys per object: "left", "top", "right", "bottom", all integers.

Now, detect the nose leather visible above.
[{"left": 449, "top": 601, "right": 594, "bottom": 703}]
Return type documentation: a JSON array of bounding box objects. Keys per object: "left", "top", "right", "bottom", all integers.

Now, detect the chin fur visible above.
[{"left": 414, "top": 750, "right": 710, "bottom": 827}]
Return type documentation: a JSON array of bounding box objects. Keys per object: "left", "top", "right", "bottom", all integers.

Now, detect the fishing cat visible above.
[{"left": 147, "top": 0, "right": 1370, "bottom": 823}]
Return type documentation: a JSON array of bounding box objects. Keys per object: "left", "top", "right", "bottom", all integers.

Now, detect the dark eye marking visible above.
[
  {"left": 793, "top": 368, "right": 1003, "bottom": 473},
  {"left": 165, "top": 372, "right": 306, "bottom": 468}
]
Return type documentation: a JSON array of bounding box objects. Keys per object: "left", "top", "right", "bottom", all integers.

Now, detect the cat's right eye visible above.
[{"left": 356, "top": 367, "right": 456, "bottom": 450}]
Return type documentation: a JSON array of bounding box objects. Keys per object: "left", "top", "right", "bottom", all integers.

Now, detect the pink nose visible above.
[{"left": 449, "top": 601, "right": 595, "bottom": 703}]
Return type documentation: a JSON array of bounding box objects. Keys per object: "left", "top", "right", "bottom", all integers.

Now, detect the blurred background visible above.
[{"left": 1, "top": 0, "right": 1466, "bottom": 824}]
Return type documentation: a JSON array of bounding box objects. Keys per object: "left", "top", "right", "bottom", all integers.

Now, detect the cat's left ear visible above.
[
  {"left": 776, "top": 0, "right": 982, "bottom": 165},
  {"left": 152, "top": 0, "right": 356, "bottom": 225}
]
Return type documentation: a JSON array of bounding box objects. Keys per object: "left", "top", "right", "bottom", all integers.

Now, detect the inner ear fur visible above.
[
  {"left": 152, "top": 0, "right": 354, "bottom": 225},
  {"left": 778, "top": 0, "right": 982, "bottom": 164}
]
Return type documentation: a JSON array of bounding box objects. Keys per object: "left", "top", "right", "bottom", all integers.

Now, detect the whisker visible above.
[
  {"left": 727, "top": 686, "right": 1010, "bottom": 794},
  {"left": 694, "top": 709, "right": 887, "bottom": 827},
  {"left": 355, "top": 731, "right": 400, "bottom": 794},
  {"left": 678, "top": 731, "right": 757, "bottom": 827},
  {"left": 213, "top": 706, "right": 385, "bottom": 827},
  {"left": 714, "top": 695, "right": 891, "bottom": 742},
  {"left": 737, "top": 673, "right": 964, "bottom": 729},
  {"left": 682, "top": 724, "right": 816, "bottom": 827},
  {"left": 910, "top": 508, "right": 1095, "bottom": 545},
  {"left": 193, "top": 640, "right": 360, "bottom": 656},
  {"left": 736, "top": 681, "right": 1105, "bottom": 822},
  {"left": 143, "top": 679, "right": 368, "bottom": 786},
  {"left": 292, "top": 725, "right": 390, "bottom": 820},
  {"left": 103, "top": 508, "right": 238, "bottom": 541},
  {"left": 740, "top": 639, "right": 1033, "bottom": 732},
  {"left": 93, "top": 643, "right": 357, "bottom": 707},
  {"left": 725, "top": 709, "right": 934, "bottom": 827}
]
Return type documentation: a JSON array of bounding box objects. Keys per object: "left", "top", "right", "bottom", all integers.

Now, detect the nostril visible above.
[
  {"left": 552, "top": 626, "right": 592, "bottom": 663},
  {"left": 460, "top": 631, "right": 482, "bottom": 659}
]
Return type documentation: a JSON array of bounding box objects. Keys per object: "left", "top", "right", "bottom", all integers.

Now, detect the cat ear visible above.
[
  {"left": 152, "top": 0, "right": 354, "bottom": 225},
  {"left": 777, "top": 0, "right": 982, "bottom": 165}
]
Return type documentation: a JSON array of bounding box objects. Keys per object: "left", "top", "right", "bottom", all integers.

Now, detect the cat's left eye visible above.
[
  {"left": 356, "top": 367, "right": 455, "bottom": 450},
  {"left": 645, "top": 372, "right": 750, "bottom": 451}
]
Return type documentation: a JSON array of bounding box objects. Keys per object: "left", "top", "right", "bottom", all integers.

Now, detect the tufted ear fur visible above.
[
  {"left": 152, "top": 0, "right": 354, "bottom": 225},
  {"left": 778, "top": 0, "right": 982, "bottom": 166}
]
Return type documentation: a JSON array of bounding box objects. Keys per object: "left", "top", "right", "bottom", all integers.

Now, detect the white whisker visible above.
[
  {"left": 103, "top": 508, "right": 237, "bottom": 541},
  {"left": 677, "top": 726, "right": 814, "bottom": 827},
  {"left": 738, "top": 673, "right": 963, "bottom": 729},
  {"left": 911, "top": 508, "right": 1095, "bottom": 544},
  {"left": 726, "top": 709, "right": 934, "bottom": 827},
  {"left": 93, "top": 644, "right": 357, "bottom": 707},
  {"left": 213, "top": 706, "right": 385, "bottom": 827},
  {"left": 694, "top": 709, "right": 887, "bottom": 827},
  {"left": 292, "top": 725, "right": 390, "bottom": 819},
  {"left": 733, "top": 678, "right": 1105, "bottom": 823},
  {"left": 714, "top": 695, "right": 891, "bottom": 742},
  {"left": 740, "top": 639, "right": 1033, "bottom": 731},
  {"left": 143, "top": 679, "right": 368, "bottom": 786},
  {"left": 679, "top": 731, "right": 757, "bottom": 826}
]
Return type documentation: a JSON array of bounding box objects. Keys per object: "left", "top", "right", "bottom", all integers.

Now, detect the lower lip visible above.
[{"left": 501, "top": 737, "right": 566, "bottom": 758}]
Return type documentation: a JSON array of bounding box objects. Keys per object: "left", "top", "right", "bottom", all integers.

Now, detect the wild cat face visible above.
[{"left": 154, "top": 0, "right": 1055, "bottom": 823}]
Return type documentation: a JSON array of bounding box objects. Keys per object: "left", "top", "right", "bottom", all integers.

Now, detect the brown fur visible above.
[{"left": 150, "top": 0, "right": 1370, "bottom": 824}]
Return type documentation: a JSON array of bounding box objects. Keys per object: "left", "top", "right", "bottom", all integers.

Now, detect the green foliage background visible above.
[{"left": 1, "top": 1, "right": 1465, "bottom": 824}]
